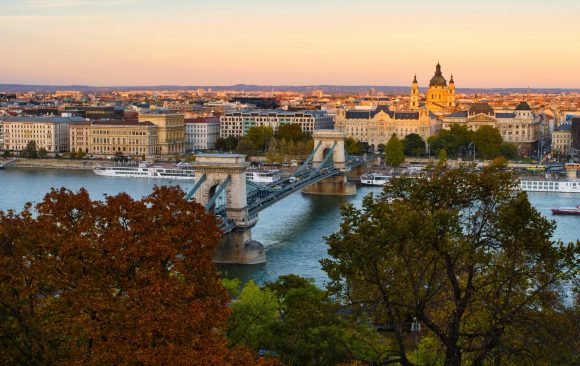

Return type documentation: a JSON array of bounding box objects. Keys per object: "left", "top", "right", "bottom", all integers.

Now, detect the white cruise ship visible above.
[
  {"left": 361, "top": 173, "right": 391, "bottom": 186},
  {"left": 93, "top": 162, "right": 195, "bottom": 180},
  {"left": 246, "top": 169, "right": 281, "bottom": 184},
  {"left": 519, "top": 179, "right": 580, "bottom": 193}
]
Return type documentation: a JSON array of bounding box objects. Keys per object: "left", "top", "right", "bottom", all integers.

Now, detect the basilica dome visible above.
[{"left": 429, "top": 62, "right": 447, "bottom": 87}]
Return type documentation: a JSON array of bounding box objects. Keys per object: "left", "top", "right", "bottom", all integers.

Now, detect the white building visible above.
[
  {"left": 184, "top": 117, "right": 220, "bottom": 151},
  {"left": 220, "top": 109, "right": 333, "bottom": 138},
  {"left": 2, "top": 116, "right": 87, "bottom": 152}
]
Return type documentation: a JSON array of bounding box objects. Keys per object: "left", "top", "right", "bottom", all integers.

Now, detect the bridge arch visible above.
[{"left": 312, "top": 130, "right": 346, "bottom": 170}]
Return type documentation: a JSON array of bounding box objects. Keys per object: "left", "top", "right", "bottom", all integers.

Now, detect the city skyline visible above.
[{"left": 1, "top": 0, "right": 579, "bottom": 88}]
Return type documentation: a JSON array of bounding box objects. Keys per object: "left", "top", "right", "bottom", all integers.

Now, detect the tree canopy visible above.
[
  {"left": 402, "top": 133, "right": 426, "bottom": 156},
  {"left": 247, "top": 126, "right": 274, "bottom": 152},
  {"left": 384, "top": 134, "right": 405, "bottom": 167},
  {"left": 22, "top": 140, "right": 38, "bottom": 158},
  {"left": 322, "top": 165, "right": 579, "bottom": 366},
  {"left": 275, "top": 124, "right": 306, "bottom": 141},
  {"left": 0, "top": 186, "right": 260, "bottom": 365}
]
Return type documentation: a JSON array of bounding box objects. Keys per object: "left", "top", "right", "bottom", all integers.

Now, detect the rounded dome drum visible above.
[{"left": 429, "top": 63, "right": 447, "bottom": 87}]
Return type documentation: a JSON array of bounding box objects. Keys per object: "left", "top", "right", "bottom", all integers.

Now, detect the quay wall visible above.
[{"left": 10, "top": 158, "right": 96, "bottom": 170}]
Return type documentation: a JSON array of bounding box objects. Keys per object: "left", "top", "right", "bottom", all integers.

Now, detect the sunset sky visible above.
[{"left": 1, "top": 0, "right": 579, "bottom": 88}]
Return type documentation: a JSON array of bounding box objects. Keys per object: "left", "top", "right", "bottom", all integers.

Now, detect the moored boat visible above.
[
  {"left": 519, "top": 179, "right": 580, "bottom": 193},
  {"left": 361, "top": 173, "right": 391, "bottom": 186},
  {"left": 550, "top": 206, "right": 580, "bottom": 215},
  {"left": 93, "top": 161, "right": 195, "bottom": 180}
]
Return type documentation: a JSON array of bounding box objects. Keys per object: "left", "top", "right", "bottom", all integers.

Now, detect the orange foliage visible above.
[{"left": 0, "top": 186, "right": 261, "bottom": 365}]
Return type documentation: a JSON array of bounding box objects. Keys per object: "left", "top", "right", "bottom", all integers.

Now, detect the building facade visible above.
[
  {"left": 69, "top": 121, "right": 91, "bottom": 153},
  {"left": 411, "top": 63, "right": 456, "bottom": 112},
  {"left": 220, "top": 110, "right": 333, "bottom": 138},
  {"left": 442, "top": 101, "right": 541, "bottom": 155},
  {"left": 89, "top": 120, "right": 159, "bottom": 157},
  {"left": 335, "top": 105, "right": 440, "bottom": 150},
  {"left": 184, "top": 117, "right": 219, "bottom": 151},
  {"left": 2, "top": 116, "right": 86, "bottom": 152},
  {"left": 551, "top": 124, "right": 571, "bottom": 158},
  {"left": 138, "top": 111, "right": 185, "bottom": 155}
]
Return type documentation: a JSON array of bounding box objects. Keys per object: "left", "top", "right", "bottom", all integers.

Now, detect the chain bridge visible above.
[{"left": 184, "top": 130, "right": 373, "bottom": 264}]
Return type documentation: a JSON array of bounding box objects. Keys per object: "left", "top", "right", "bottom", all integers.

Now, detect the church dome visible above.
[
  {"left": 469, "top": 102, "right": 494, "bottom": 116},
  {"left": 429, "top": 62, "right": 447, "bottom": 87},
  {"left": 515, "top": 101, "right": 531, "bottom": 111}
]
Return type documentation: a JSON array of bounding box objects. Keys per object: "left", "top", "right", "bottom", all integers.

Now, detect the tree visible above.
[
  {"left": 0, "top": 186, "right": 259, "bottom": 365},
  {"left": 402, "top": 133, "right": 426, "bottom": 156},
  {"left": 322, "top": 166, "right": 579, "bottom": 366},
  {"left": 236, "top": 137, "right": 257, "bottom": 155},
  {"left": 473, "top": 125, "right": 503, "bottom": 159},
  {"left": 38, "top": 147, "right": 48, "bottom": 158},
  {"left": 276, "top": 124, "right": 305, "bottom": 141},
  {"left": 384, "top": 134, "right": 405, "bottom": 167},
  {"left": 247, "top": 126, "right": 274, "bottom": 152},
  {"left": 3, "top": 150, "right": 10, "bottom": 158},
  {"left": 216, "top": 136, "right": 239, "bottom": 151},
  {"left": 345, "top": 137, "right": 363, "bottom": 155},
  {"left": 438, "top": 148, "right": 447, "bottom": 163},
  {"left": 22, "top": 140, "right": 38, "bottom": 158},
  {"left": 500, "top": 142, "right": 518, "bottom": 160}
]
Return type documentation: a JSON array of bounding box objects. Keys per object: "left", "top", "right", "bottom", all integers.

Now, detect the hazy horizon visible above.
[{"left": 1, "top": 0, "right": 579, "bottom": 88}]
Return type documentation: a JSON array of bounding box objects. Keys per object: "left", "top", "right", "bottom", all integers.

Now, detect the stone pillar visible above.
[
  {"left": 213, "top": 228, "right": 266, "bottom": 265},
  {"left": 312, "top": 130, "right": 347, "bottom": 170},
  {"left": 302, "top": 174, "right": 357, "bottom": 196},
  {"left": 192, "top": 154, "right": 265, "bottom": 265}
]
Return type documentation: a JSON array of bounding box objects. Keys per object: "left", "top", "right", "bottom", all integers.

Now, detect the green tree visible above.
[
  {"left": 276, "top": 124, "right": 305, "bottom": 141},
  {"left": 22, "top": 140, "right": 38, "bottom": 158},
  {"left": 37, "top": 147, "right": 48, "bottom": 158},
  {"left": 3, "top": 150, "right": 10, "bottom": 158},
  {"left": 438, "top": 148, "right": 447, "bottom": 163},
  {"left": 247, "top": 126, "right": 274, "bottom": 152},
  {"left": 236, "top": 137, "right": 257, "bottom": 155},
  {"left": 384, "top": 134, "right": 405, "bottom": 167},
  {"left": 500, "top": 142, "right": 518, "bottom": 159},
  {"left": 473, "top": 125, "right": 503, "bottom": 159},
  {"left": 322, "top": 166, "right": 579, "bottom": 366},
  {"left": 402, "top": 133, "right": 426, "bottom": 156},
  {"left": 215, "top": 136, "right": 239, "bottom": 151},
  {"left": 345, "top": 137, "right": 363, "bottom": 155}
]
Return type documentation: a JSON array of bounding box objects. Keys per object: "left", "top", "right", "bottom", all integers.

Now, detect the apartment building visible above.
[
  {"left": 2, "top": 116, "right": 86, "bottom": 152},
  {"left": 551, "top": 124, "right": 571, "bottom": 157},
  {"left": 138, "top": 111, "right": 185, "bottom": 155},
  {"left": 89, "top": 120, "right": 159, "bottom": 157},
  {"left": 220, "top": 109, "right": 333, "bottom": 138},
  {"left": 184, "top": 117, "right": 219, "bottom": 151}
]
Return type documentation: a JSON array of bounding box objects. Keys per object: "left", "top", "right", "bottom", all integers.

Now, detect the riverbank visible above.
[{"left": 7, "top": 158, "right": 97, "bottom": 170}]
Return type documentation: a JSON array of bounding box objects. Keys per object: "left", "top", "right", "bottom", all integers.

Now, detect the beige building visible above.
[
  {"left": 138, "top": 111, "right": 185, "bottom": 155},
  {"left": 69, "top": 120, "right": 91, "bottom": 153},
  {"left": 3, "top": 116, "right": 86, "bottom": 152},
  {"left": 411, "top": 63, "right": 456, "bottom": 112},
  {"left": 335, "top": 105, "right": 440, "bottom": 151},
  {"left": 551, "top": 125, "right": 572, "bottom": 157},
  {"left": 442, "top": 101, "right": 541, "bottom": 155},
  {"left": 89, "top": 120, "right": 159, "bottom": 157}
]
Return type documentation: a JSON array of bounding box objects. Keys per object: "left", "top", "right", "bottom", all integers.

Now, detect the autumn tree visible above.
[
  {"left": 0, "top": 186, "right": 258, "bottom": 366},
  {"left": 322, "top": 165, "right": 579, "bottom": 366},
  {"left": 276, "top": 123, "right": 305, "bottom": 141},
  {"left": 247, "top": 126, "right": 274, "bottom": 152},
  {"left": 384, "top": 134, "right": 405, "bottom": 167}
]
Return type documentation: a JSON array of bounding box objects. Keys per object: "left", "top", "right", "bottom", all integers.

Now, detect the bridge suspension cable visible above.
[
  {"left": 184, "top": 174, "right": 206, "bottom": 201},
  {"left": 205, "top": 175, "right": 231, "bottom": 211},
  {"left": 293, "top": 141, "right": 322, "bottom": 177}
]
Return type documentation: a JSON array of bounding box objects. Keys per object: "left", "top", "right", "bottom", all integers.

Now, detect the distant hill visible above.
[{"left": 1, "top": 83, "right": 579, "bottom": 94}]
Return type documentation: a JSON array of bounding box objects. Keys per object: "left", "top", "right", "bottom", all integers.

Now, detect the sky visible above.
[{"left": 0, "top": 0, "right": 579, "bottom": 88}]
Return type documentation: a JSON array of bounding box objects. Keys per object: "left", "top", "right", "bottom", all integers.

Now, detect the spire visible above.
[
  {"left": 435, "top": 62, "right": 442, "bottom": 76},
  {"left": 449, "top": 74, "right": 454, "bottom": 84},
  {"left": 413, "top": 74, "right": 418, "bottom": 84}
]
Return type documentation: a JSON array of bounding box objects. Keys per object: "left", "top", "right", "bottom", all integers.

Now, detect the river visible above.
[{"left": 1, "top": 167, "right": 578, "bottom": 285}]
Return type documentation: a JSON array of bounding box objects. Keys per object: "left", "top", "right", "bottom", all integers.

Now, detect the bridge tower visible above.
[
  {"left": 311, "top": 130, "right": 347, "bottom": 170},
  {"left": 190, "top": 154, "right": 265, "bottom": 265},
  {"left": 303, "top": 130, "right": 356, "bottom": 196}
]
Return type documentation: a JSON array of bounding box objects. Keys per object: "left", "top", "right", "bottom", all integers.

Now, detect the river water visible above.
[{"left": 1, "top": 168, "right": 578, "bottom": 285}]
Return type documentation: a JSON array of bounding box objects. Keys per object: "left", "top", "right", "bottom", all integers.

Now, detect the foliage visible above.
[
  {"left": 38, "top": 147, "right": 48, "bottom": 158},
  {"left": 500, "top": 142, "right": 518, "bottom": 159},
  {"left": 21, "top": 140, "right": 38, "bottom": 158},
  {"left": 3, "top": 150, "right": 10, "bottom": 158},
  {"left": 322, "top": 165, "right": 579, "bottom": 366},
  {"left": 247, "top": 126, "right": 274, "bottom": 152},
  {"left": 384, "top": 134, "right": 405, "bottom": 167},
  {"left": 236, "top": 137, "right": 258, "bottom": 155},
  {"left": 216, "top": 136, "right": 239, "bottom": 151},
  {"left": 345, "top": 137, "right": 364, "bottom": 155},
  {"left": 438, "top": 148, "right": 447, "bottom": 164},
  {"left": 275, "top": 124, "right": 306, "bottom": 141},
  {"left": 402, "top": 133, "right": 426, "bottom": 156},
  {"left": 266, "top": 138, "right": 313, "bottom": 163},
  {"left": 0, "top": 186, "right": 260, "bottom": 365},
  {"left": 228, "top": 275, "right": 390, "bottom": 366},
  {"left": 473, "top": 125, "right": 503, "bottom": 159}
]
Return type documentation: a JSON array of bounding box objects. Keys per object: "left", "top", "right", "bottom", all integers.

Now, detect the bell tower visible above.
[
  {"left": 410, "top": 74, "right": 419, "bottom": 110},
  {"left": 448, "top": 74, "right": 456, "bottom": 107}
]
